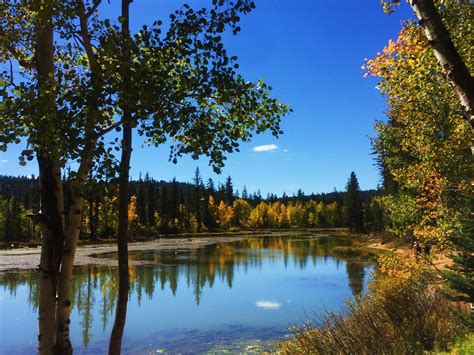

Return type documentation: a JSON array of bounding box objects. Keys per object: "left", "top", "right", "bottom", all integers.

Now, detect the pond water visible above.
[{"left": 0, "top": 233, "right": 373, "bottom": 354}]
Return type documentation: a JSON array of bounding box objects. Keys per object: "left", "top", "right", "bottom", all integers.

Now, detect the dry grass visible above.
[{"left": 280, "top": 275, "right": 465, "bottom": 354}]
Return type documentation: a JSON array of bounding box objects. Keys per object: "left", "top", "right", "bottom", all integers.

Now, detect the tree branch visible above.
[
  {"left": 76, "top": 0, "right": 99, "bottom": 73},
  {"left": 85, "top": 0, "right": 102, "bottom": 19},
  {"left": 409, "top": 0, "right": 474, "bottom": 131}
]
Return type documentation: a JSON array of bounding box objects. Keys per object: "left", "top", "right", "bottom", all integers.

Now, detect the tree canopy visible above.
[{"left": 0, "top": 1, "right": 291, "bottom": 352}]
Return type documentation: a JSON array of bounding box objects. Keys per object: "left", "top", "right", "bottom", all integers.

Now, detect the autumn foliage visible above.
[{"left": 365, "top": 4, "right": 472, "bottom": 251}]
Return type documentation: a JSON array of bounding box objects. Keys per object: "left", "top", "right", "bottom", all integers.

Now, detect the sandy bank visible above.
[{"left": 0, "top": 235, "right": 249, "bottom": 272}]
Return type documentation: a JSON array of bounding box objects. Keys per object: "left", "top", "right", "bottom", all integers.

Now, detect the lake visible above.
[{"left": 0, "top": 233, "right": 373, "bottom": 354}]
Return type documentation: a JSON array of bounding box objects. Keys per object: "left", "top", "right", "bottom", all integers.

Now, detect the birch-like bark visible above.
[
  {"left": 35, "top": 2, "right": 64, "bottom": 353},
  {"left": 109, "top": 1, "right": 132, "bottom": 353},
  {"left": 37, "top": 160, "right": 59, "bottom": 355},
  {"left": 53, "top": 2, "right": 103, "bottom": 352},
  {"left": 409, "top": 0, "right": 474, "bottom": 133},
  {"left": 54, "top": 140, "right": 94, "bottom": 354},
  {"left": 37, "top": 157, "right": 65, "bottom": 355}
]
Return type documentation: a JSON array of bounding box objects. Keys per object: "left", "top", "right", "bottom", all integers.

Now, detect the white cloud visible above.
[
  {"left": 0, "top": 159, "right": 7, "bottom": 163},
  {"left": 256, "top": 300, "right": 282, "bottom": 310},
  {"left": 253, "top": 144, "right": 279, "bottom": 153},
  {"left": 283, "top": 149, "right": 289, "bottom": 153}
]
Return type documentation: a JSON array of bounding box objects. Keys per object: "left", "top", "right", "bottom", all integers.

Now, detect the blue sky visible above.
[{"left": 0, "top": 0, "right": 413, "bottom": 196}]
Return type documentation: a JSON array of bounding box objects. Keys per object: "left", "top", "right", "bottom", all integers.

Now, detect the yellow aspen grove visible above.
[
  {"left": 128, "top": 196, "right": 139, "bottom": 225},
  {"left": 217, "top": 201, "right": 233, "bottom": 229}
]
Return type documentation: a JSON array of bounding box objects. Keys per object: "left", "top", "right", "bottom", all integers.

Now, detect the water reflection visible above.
[{"left": 0, "top": 234, "right": 373, "bottom": 353}]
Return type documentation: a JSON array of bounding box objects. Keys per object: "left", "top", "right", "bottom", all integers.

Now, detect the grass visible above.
[
  {"left": 280, "top": 274, "right": 467, "bottom": 354},
  {"left": 435, "top": 333, "right": 474, "bottom": 354}
]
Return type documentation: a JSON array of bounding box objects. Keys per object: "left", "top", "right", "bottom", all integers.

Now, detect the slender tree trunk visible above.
[
  {"left": 37, "top": 224, "right": 56, "bottom": 355},
  {"left": 53, "top": 4, "right": 106, "bottom": 350},
  {"left": 109, "top": 1, "right": 132, "bottom": 353},
  {"left": 94, "top": 195, "right": 100, "bottom": 238},
  {"left": 35, "top": 2, "right": 65, "bottom": 353},
  {"left": 37, "top": 155, "right": 65, "bottom": 355},
  {"left": 89, "top": 197, "right": 97, "bottom": 241},
  {"left": 108, "top": 116, "right": 132, "bottom": 355},
  {"left": 54, "top": 143, "right": 94, "bottom": 354},
  {"left": 409, "top": 0, "right": 474, "bottom": 133}
]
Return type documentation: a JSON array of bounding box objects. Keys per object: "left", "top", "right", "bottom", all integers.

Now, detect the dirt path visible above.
[
  {"left": 0, "top": 235, "right": 249, "bottom": 272},
  {"left": 366, "top": 240, "right": 453, "bottom": 271}
]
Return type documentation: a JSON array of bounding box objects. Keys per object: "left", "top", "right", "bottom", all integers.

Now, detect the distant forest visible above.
[{"left": 0, "top": 170, "right": 384, "bottom": 242}]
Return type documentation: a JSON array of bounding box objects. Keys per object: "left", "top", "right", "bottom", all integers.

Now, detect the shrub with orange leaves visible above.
[{"left": 377, "top": 251, "right": 432, "bottom": 280}]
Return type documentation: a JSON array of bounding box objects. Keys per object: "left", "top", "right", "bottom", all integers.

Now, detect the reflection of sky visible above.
[
  {"left": 256, "top": 300, "right": 282, "bottom": 310},
  {"left": 0, "top": 238, "right": 374, "bottom": 353},
  {"left": 122, "top": 255, "right": 356, "bottom": 335}
]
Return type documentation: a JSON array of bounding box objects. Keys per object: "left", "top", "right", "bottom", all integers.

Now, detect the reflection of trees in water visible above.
[
  {"left": 345, "top": 260, "right": 366, "bottom": 298},
  {"left": 70, "top": 266, "right": 98, "bottom": 346},
  {"left": 0, "top": 270, "right": 40, "bottom": 309},
  {"left": 0, "top": 236, "right": 370, "bottom": 347}
]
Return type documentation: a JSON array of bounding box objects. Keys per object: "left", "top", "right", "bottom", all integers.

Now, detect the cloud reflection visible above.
[{"left": 256, "top": 300, "right": 282, "bottom": 310}]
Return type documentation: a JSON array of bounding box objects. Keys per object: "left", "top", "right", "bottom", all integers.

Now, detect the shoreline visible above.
[
  {"left": 0, "top": 235, "right": 249, "bottom": 272},
  {"left": 0, "top": 229, "right": 353, "bottom": 272}
]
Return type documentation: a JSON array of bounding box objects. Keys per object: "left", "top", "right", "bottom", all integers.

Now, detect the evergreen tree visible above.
[
  {"left": 297, "top": 189, "right": 304, "bottom": 201},
  {"left": 206, "top": 178, "right": 215, "bottom": 197},
  {"left": 0, "top": 174, "right": 375, "bottom": 237},
  {"left": 137, "top": 174, "right": 147, "bottom": 226},
  {"left": 446, "top": 193, "right": 474, "bottom": 304},
  {"left": 147, "top": 175, "right": 156, "bottom": 227},
  {"left": 254, "top": 189, "right": 262, "bottom": 204},
  {"left": 343, "top": 172, "right": 364, "bottom": 232},
  {"left": 225, "top": 176, "right": 234, "bottom": 204},
  {"left": 159, "top": 185, "right": 168, "bottom": 231},
  {"left": 193, "top": 168, "right": 203, "bottom": 232},
  {"left": 169, "top": 178, "right": 179, "bottom": 230},
  {"left": 242, "top": 186, "right": 248, "bottom": 200},
  {"left": 217, "top": 182, "right": 226, "bottom": 203}
]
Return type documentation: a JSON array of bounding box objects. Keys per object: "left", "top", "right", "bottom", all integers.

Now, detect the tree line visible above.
[
  {"left": 0, "top": 170, "right": 382, "bottom": 242},
  {"left": 1, "top": 0, "right": 471, "bottom": 353}
]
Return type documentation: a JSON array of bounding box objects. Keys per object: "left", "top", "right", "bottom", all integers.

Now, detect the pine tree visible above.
[
  {"left": 147, "top": 176, "right": 156, "bottom": 227},
  {"left": 169, "top": 178, "right": 179, "bottom": 230},
  {"left": 343, "top": 172, "right": 364, "bottom": 232},
  {"left": 193, "top": 168, "right": 203, "bottom": 232},
  {"left": 159, "top": 185, "right": 169, "bottom": 231},
  {"left": 242, "top": 186, "right": 248, "bottom": 200},
  {"left": 254, "top": 189, "right": 262, "bottom": 204},
  {"left": 137, "top": 174, "right": 147, "bottom": 226},
  {"left": 217, "top": 182, "right": 225, "bottom": 203},
  {"left": 297, "top": 189, "right": 304, "bottom": 201},
  {"left": 446, "top": 193, "right": 474, "bottom": 304},
  {"left": 206, "top": 178, "right": 215, "bottom": 197},
  {"left": 225, "top": 176, "right": 234, "bottom": 204}
]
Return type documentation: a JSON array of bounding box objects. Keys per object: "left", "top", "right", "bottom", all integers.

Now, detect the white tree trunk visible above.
[
  {"left": 409, "top": 0, "right": 474, "bottom": 135},
  {"left": 35, "top": 1, "right": 63, "bottom": 352},
  {"left": 54, "top": 144, "right": 93, "bottom": 354}
]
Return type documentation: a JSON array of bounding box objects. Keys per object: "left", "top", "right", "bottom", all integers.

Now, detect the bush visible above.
[
  {"left": 280, "top": 275, "right": 465, "bottom": 354},
  {"left": 137, "top": 225, "right": 162, "bottom": 239}
]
